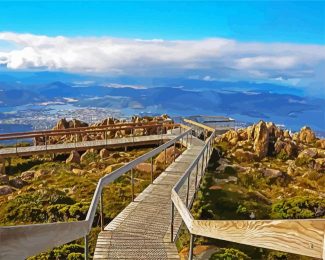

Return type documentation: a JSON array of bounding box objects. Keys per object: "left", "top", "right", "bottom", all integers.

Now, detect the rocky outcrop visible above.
[
  {"left": 296, "top": 126, "right": 316, "bottom": 144},
  {"left": 253, "top": 121, "right": 269, "bottom": 158},
  {"left": 66, "top": 150, "right": 81, "bottom": 164}
]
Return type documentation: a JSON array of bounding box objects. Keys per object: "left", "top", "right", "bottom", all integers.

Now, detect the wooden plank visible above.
[
  {"left": 0, "top": 221, "right": 88, "bottom": 260},
  {"left": 191, "top": 219, "right": 325, "bottom": 259}
]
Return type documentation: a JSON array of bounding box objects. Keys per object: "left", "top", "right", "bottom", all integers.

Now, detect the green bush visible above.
[
  {"left": 210, "top": 248, "right": 251, "bottom": 260},
  {"left": 271, "top": 196, "right": 325, "bottom": 219}
]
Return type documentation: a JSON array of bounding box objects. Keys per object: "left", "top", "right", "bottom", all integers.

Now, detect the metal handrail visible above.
[
  {"left": 0, "top": 127, "right": 192, "bottom": 260},
  {"left": 170, "top": 130, "right": 325, "bottom": 260}
]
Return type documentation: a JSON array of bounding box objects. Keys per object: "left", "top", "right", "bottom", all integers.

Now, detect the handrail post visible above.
[
  {"left": 45, "top": 135, "right": 47, "bottom": 152},
  {"left": 131, "top": 169, "right": 134, "bottom": 202},
  {"left": 170, "top": 202, "right": 174, "bottom": 242},
  {"left": 15, "top": 138, "right": 18, "bottom": 154},
  {"left": 194, "top": 163, "right": 199, "bottom": 190},
  {"left": 186, "top": 133, "right": 189, "bottom": 147},
  {"left": 173, "top": 142, "right": 176, "bottom": 162},
  {"left": 186, "top": 173, "right": 190, "bottom": 208},
  {"left": 164, "top": 148, "right": 167, "bottom": 167},
  {"left": 84, "top": 235, "right": 89, "bottom": 260},
  {"left": 188, "top": 234, "right": 194, "bottom": 260},
  {"left": 100, "top": 191, "right": 104, "bottom": 231},
  {"left": 201, "top": 151, "right": 205, "bottom": 176},
  {"left": 151, "top": 157, "right": 154, "bottom": 183}
]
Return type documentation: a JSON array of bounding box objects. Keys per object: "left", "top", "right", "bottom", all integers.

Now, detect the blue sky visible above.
[{"left": 1, "top": 1, "right": 324, "bottom": 44}]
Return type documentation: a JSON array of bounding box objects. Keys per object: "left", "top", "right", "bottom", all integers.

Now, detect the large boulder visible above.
[
  {"left": 66, "top": 150, "right": 81, "bottom": 164},
  {"left": 314, "top": 158, "right": 325, "bottom": 172},
  {"left": 253, "top": 121, "right": 269, "bottom": 158},
  {"left": 155, "top": 147, "right": 181, "bottom": 165},
  {"left": 135, "top": 163, "right": 157, "bottom": 174},
  {"left": 222, "top": 129, "right": 239, "bottom": 145},
  {"left": 0, "top": 185, "right": 14, "bottom": 195},
  {"left": 297, "top": 126, "right": 316, "bottom": 144}
]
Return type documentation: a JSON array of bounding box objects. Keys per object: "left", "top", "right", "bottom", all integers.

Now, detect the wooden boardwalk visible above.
[
  {"left": 94, "top": 136, "right": 206, "bottom": 259},
  {"left": 0, "top": 134, "right": 173, "bottom": 158}
]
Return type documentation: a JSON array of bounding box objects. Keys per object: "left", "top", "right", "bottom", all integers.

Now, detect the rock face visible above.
[
  {"left": 66, "top": 150, "right": 81, "bottom": 164},
  {"left": 155, "top": 147, "right": 181, "bottom": 165},
  {"left": 0, "top": 185, "right": 14, "bottom": 195},
  {"left": 252, "top": 121, "right": 269, "bottom": 158}
]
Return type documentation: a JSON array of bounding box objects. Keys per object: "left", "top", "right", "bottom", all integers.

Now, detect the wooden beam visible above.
[{"left": 191, "top": 219, "right": 325, "bottom": 259}]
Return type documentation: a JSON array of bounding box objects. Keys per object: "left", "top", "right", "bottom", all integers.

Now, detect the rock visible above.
[
  {"left": 0, "top": 158, "right": 6, "bottom": 175},
  {"left": 274, "top": 138, "right": 298, "bottom": 158},
  {"left": 35, "top": 169, "right": 50, "bottom": 179},
  {"left": 266, "top": 122, "right": 281, "bottom": 138},
  {"left": 80, "top": 149, "right": 96, "bottom": 162},
  {"left": 297, "top": 126, "right": 316, "bottom": 144},
  {"left": 262, "top": 168, "right": 283, "bottom": 179},
  {"left": 66, "top": 150, "right": 81, "bottom": 164},
  {"left": 0, "top": 174, "right": 9, "bottom": 185},
  {"left": 99, "top": 148, "right": 110, "bottom": 159},
  {"left": 283, "top": 130, "right": 291, "bottom": 138},
  {"left": 135, "top": 163, "right": 157, "bottom": 174},
  {"left": 0, "top": 185, "right": 14, "bottom": 195},
  {"left": 298, "top": 148, "right": 319, "bottom": 159},
  {"left": 314, "top": 158, "right": 325, "bottom": 172},
  {"left": 68, "top": 119, "right": 88, "bottom": 128},
  {"left": 316, "top": 139, "right": 325, "bottom": 149},
  {"left": 104, "top": 163, "right": 125, "bottom": 174},
  {"left": 118, "top": 152, "right": 130, "bottom": 157},
  {"left": 253, "top": 121, "right": 269, "bottom": 158},
  {"left": 223, "top": 129, "right": 239, "bottom": 145},
  {"left": 9, "top": 177, "right": 26, "bottom": 188},
  {"left": 72, "top": 168, "right": 85, "bottom": 175},
  {"left": 233, "top": 149, "right": 256, "bottom": 162},
  {"left": 53, "top": 118, "right": 69, "bottom": 130},
  {"left": 155, "top": 147, "right": 181, "bottom": 165},
  {"left": 20, "top": 170, "right": 36, "bottom": 181}
]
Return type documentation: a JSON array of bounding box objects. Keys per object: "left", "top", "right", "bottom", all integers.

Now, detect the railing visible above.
[
  {"left": 171, "top": 130, "right": 325, "bottom": 259},
  {"left": 0, "top": 123, "right": 180, "bottom": 158},
  {"left": 0, "top": 126, "right": 192, "bottom": 260}
]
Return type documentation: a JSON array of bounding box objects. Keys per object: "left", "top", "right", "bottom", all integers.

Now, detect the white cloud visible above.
[{"left": 0, "top": 31, "right": 325, "bottom": 88}]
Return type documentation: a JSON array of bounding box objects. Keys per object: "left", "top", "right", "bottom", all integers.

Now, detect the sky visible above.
[{"left": 0, "top": 1, "right": 324, "bottom": 92}]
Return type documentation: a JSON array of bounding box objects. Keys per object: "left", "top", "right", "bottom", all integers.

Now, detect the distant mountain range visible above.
[{"left": 0, "top": 71, "right": 324, "bottom": 132}]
